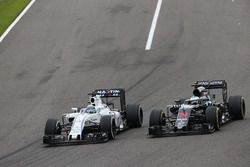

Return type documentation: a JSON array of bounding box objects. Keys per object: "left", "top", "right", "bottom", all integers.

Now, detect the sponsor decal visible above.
[
  {"left": 96, "top": 89, "right": 121, "bottom": 97},
  {"left": 196, "top": 80, "right": 224, "bottom": 86},
  {"left": 179, "top": 112, "right": 188, "bottom": 118}
]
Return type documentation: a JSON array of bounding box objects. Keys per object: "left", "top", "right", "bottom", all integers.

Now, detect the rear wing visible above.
[
  {"left": 192, "top": 80, "right": 227, "bottom": 103},
  {"left": 91, "top": 88, "right": 126, "bottom": 111},
  {"left": 192, "top": 80, "right": 227, "bottom": 89}
]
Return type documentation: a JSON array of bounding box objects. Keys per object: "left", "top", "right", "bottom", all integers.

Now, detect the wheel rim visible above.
[
  {"left": 215, "top": 108, "right": 221, "bottom": 129},
  {"left": 111, "top": 120, "right": 116, "bottom": 138},
  {"left": 160, "top": 112, "right": 166, "bottom": 125},
  {"left": 208, "top": 124, "right": 216, "bottom": 133},
  {"left": 241, "top": 97, "right": 245, "bottom": 118},
  {"left": 56, "top": 121, "right": 61, "bottom": 134},
  {"left": 138, "top": 107, "right": 143, "bottom": 125}
]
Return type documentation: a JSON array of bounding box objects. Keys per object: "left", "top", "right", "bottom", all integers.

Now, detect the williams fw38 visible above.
[
  {"left": 148, "top": 80, "right": 246, "bottom": 137},
  {"left": 43, "top": 88, "right": 143, "bottom": 145}
]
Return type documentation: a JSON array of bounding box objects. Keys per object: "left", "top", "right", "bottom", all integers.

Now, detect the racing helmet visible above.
[
  {"left": 86, "top": 105, "right": 96, "bottom": 114},
  {"left": 193, "top": 86, "right": 205, "bottom": 97},
  {"left": 190, "top": 96, "right": 200, "bottom": 105},
  {"left": 89, "top": 96, "right": 96, "bottom": 106}
]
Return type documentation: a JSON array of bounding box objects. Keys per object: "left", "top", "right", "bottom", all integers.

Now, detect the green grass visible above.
[{"left": 0, "top": 0, "right": 31, "bottom": 35}]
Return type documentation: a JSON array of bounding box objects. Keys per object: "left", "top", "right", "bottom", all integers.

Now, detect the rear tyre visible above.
[
  {"left": 149, "top": 109, "right": 166, "bottom": 127},
  {"left": 126, "top": 104, "right": 143, "bottom": 128},
  {"left": 100, "top": 115, "right": 116, "bottom": 140},
  {"left": 228, "top": 96, "right": 245, "bottom": 120},
  {"left": 44, "top": 119, "right": 61, "bottom": 135},
  {"left": 205, "top": 106, "right": 221, "bottom": 131}
]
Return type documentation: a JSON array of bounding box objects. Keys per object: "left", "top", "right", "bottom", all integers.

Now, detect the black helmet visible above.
[{"left": 193, "top": 86, "right": 205, "bottom": 97}]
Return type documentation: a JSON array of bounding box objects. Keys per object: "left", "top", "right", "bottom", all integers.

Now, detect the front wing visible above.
[
  {"left": 43, "top": 132, "right": 109, "bottom": 146},
  {"left": 148, "top": 124, "right": 213, "bottom": 137}
]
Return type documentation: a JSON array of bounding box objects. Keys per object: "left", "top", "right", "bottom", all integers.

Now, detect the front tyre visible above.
[
  {"left": 228, "top": 96, "right": 246, "bottom": 120},
  {"left": 149, "top": 109, "right": 166, "bottom": 127},
  {"left": 205, "top": 106, "right": 221, "bottom": 132},
  {"left": 126, "top": 104, "right": 143, "bottom": 128},
  {"left": 44, "top": 119, "right": 61, "bottom": 135},
  {"left": 100, "top": 115, "right": 116, "bottom": 140}
]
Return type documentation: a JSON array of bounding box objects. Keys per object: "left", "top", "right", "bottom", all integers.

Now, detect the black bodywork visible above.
[{"left": 148, "top": 80, "right": 245, "bottom": 137}]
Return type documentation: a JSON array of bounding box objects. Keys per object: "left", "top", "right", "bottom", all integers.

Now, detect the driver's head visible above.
[
  {"left": 190, "top": 96, "right": 200, "bottom": 105},
  {"left": 193, "top": 86, "right": 205, "bottom": 97},
  {"left": 89, "top": 96, "right": 96, "bottom": 106},
  {"left": 86, "top": 105, "right": 96, "bottom": 114}
]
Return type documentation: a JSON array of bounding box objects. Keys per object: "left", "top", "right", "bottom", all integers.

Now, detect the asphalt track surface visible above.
[{"left": 0, "top": 0, "right": 250, "bottom": 166}]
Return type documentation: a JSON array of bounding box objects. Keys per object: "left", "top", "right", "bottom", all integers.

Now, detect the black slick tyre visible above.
[
  {"left": 205, "top": 106, "right": 221, "bottom": 131},
  {"left": 228, "top": 96, "right": 246, "bottom": 120},
  {"left": 44, "top": 119, "right": 61, "bottom": 135},
  {"left": 126, "top": 104, "right": 143, "bottom": 128},
  {"left": 100, "top": 115, "right": 116, "bottom": 140},
  {"left": 149, "top": 109, "right": 166, "bottom": 127}
]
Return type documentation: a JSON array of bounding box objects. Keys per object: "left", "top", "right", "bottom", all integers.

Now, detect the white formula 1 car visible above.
[{"left": 43, "top": 88, "right": 143, "bottom": 145}]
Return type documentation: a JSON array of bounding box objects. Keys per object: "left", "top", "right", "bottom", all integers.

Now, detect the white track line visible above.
[
  {"left": 145, "top": 0, "right": 163, "bottom": 50},
  {"left": 0, "top": 0, "right": 36, "bottom": 43}
]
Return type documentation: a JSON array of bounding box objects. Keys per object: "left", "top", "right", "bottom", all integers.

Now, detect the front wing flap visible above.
[
  {"left": 148, "top": 124, "right": 212, "bottom": 137},
  {"left": 43, "top": 132, "right": 109, "bottom": 145}
]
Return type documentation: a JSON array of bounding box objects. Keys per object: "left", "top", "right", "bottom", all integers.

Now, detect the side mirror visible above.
[
  {"left": 174, "top": 98, "right": 185, "bottom": 105},
  {"left": 71, "top": 108, "right": 78, "bottom": 112},
  {"left": 174, "top": 99, "right": 181, "bottom": 103}
]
